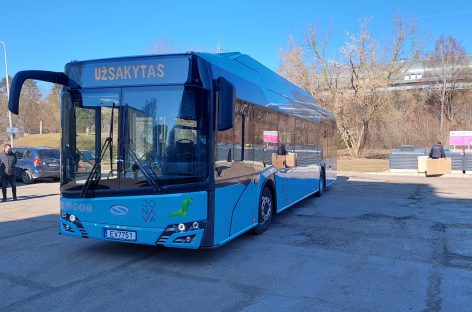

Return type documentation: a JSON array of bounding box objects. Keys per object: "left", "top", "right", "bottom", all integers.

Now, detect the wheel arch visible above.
[{"left": 321, "top": 164, "right": 326, "bottom": 184}]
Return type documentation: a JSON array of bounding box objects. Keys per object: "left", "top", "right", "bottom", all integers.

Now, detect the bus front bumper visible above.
[{"left": 59, "top": 217, "right": 206, "bottom": 249}]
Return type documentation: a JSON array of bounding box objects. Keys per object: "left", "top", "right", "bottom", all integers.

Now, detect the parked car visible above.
[
  {"left": 77, "top": 150, "right": 95, "bottom": 173},
  {"left": 13, "top": 147, "right": 60, "bottom": 184}
]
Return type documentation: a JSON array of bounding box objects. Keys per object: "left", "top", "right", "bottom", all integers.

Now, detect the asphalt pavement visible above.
[{"left": 1, "top": 174, "right": 471, "bottom": 312}]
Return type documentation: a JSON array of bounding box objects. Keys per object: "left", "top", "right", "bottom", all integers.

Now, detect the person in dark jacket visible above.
[
  {"left": 0, "top": 144, "right": 18, "bottom": 201},
  {"left": 429, "top": 141, "right": 446, "bottom": 159}
]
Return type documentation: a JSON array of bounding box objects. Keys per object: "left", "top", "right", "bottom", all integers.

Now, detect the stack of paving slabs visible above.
[
  {"left": 272, "top": 153, "right": 297, "bottom": 169},
  {"left": 426, "top": 158, "right": 452, "bottom": 176}
]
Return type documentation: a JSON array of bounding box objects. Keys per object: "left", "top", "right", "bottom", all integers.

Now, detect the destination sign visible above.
[
  {"left": 94, "top": 63, "right": 165, "bottom": 81},
  {"left": 71, "top": 57, "right": 190, "bottom": 88}
]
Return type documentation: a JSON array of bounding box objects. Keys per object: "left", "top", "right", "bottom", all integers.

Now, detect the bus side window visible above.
[
  {"left": 307, "top": 122, "right": 318, "bottom": 164},
  {"left": 216, "top": 123, "right": 234, "bottom": 163},
  {"left": 215, "top": 98, "right": 236, "bottom": 181},
  {"left": 215, "top": 99, "right": 255, "bottom": 181},
  {"left": 294, "top": 118, "right": 307, "bottom": 165}
]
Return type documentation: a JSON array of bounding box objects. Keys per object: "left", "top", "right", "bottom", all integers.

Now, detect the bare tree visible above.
[
  {"left": 0, "top": 93, "right": 8, "bottom": 142},
  {"left": 146, "top": 39, "right": 176, "bottom": 54},
  {"left": 385, "top": 14, "right": 423, "bottom": 79},
  {"left": 279, "top": 16, "right": 420, "bottom": 157},
  {"left": 425, "top": 36, "right": 467, "bottom": 129},
  {"left": 16, "top": 79, "right": 42, "bottom": 135},
  {"left": 0, "top": 77, "right": 10, "bottom": 142},
  {"left": 338, "top": 22, "right": 388, "bottom": 156},
  {"left": 451, "top": 89, "right": 472, "bottom": 128},
  {"left": 41, "top": 84, "right": 61, "bottom": 133},
  {"left": 279, "top": 36, "right": 317, "bottom": 96}
]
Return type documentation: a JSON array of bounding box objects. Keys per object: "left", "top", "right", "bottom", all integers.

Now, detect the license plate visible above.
[{"left": 104, "top": 229, "right": 137, "bottom": 241}]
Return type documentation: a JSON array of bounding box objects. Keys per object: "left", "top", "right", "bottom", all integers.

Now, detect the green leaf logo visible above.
[{"left": 169, "top": 198, "right": 193, "bottom": 217}]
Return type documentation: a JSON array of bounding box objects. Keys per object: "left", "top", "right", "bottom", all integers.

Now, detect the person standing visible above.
[
  {"left": 0, "top": 144, "right": 18, "bottom": 202},
  {"left": 429, "top": 141, "right": 446, "bottom": 159}
]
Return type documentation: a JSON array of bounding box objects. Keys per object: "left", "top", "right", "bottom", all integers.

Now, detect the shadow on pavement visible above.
[
  {"left": 1, "top": 176, "right": 472, "bottom": 311},
  {"left": 12, "top": 194, "right": 59, "bottom": 202}
]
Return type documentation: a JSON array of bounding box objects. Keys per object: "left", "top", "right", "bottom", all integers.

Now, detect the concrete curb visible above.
[{"left": 337, "top": 170, "right": 472, "bottom": 178}]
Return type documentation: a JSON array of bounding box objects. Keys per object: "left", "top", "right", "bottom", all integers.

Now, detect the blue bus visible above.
[{"left": 8, "top": 52, "right": 336, "bottom": 249}]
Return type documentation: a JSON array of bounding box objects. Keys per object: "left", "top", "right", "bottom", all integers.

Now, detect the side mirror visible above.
[
  {"left": 8, "top": 70, "right": 79, "bottom": 115},
  {"left": 217, "top": 77, "right": 235, "bottom": 131}
]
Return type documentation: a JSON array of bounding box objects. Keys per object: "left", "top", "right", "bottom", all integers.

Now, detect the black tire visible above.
[
  {"left": 314, "top": 169, "right": 325, "bottom": 197},
  {"left": 21, "top": 170, "right": 34, "bottom": 184},
  {"left": 254, "top": 186, "right": 274, "bottom": 234}
]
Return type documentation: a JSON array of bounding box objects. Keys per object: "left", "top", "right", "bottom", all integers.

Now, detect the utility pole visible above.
[
  {"left": 216, "top": 38, "right": 222, "bottom": 53},
  {"left": 0, "top": 41, "right": 13, "bottom": 147}
]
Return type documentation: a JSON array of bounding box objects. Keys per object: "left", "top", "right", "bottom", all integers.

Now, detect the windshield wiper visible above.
[
  {"left": 80, "top": 104, "right": 115, "bottom": 198},
  {"left": 124, "top": 139, "right": 161, "bottom": 193},
  {"left": 119, "top": 105, "right": 161, "bottom": 193}
]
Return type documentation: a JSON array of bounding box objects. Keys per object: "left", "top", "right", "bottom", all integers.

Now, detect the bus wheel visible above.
[
  {"left": 314, "top": 169, "right": 325, "bottom": 197},
  {"left": 254, "top": 186, "right": 273, "bottom": 234}
]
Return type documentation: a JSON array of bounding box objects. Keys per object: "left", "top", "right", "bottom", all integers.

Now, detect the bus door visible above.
[
  {"left": 72, "top": 90, "right": 119, "bottom": 185},
  {"left": 274, "top": 161, "right": 297, "bottom": 209},
  {"left": 286, "top": 119, "right": 319, "bottom": 202},
  {"left": 214, "top": 101, "right": 255, "bottom": 243}
]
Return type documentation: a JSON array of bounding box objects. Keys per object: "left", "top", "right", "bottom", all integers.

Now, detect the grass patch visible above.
[
  {"left": 338, "top": 159, "right": 388, "bottom": 172},
  {"left": 14, "top": 133, "right": 96, "bottom": 151},
  {"left": 337, "top": 148, "right": 390, "bottom": 159},
  {"left": 14, "top": 133, "right": 61, "bottom": 149}
]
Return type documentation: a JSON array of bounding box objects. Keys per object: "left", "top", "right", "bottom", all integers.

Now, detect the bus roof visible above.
[
  {"left": 195, "top": 52, "right": 335, "bottom": 122},
  {"left": 66, "top": 52, "right": 335, "bottom": 122}
]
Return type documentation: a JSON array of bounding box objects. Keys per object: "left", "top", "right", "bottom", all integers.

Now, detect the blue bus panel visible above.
[{"left": 60, "top": 191, "right": 207, "bottom": 249}]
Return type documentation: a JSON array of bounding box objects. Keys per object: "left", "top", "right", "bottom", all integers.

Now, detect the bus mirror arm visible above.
[
  {"left": 216, "top": 77, "right": 235, "bottom": 131},
  {"left": 8, "top": 70, "right": 80, "bottom": 115}
]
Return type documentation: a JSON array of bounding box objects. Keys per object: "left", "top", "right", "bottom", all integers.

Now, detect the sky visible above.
[{"left": 1, "top": 0, "right": 472, "bottom": 87}]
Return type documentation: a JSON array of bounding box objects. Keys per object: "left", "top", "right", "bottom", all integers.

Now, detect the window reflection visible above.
[{"left": 61, "top": 86, "right": 209, "bottom": 194}]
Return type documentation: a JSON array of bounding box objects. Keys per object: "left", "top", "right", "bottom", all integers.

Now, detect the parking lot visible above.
[{"left": 1, "top": 173, "right": 472, "bottom": 311}]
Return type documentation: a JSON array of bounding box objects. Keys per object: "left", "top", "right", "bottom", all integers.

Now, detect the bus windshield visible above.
[{"left": 61, "top": 85, "right": 210, "bottom": 196}]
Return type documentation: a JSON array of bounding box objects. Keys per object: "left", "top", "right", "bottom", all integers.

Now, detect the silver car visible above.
[{"left": 14, "top": 147, "right": 60, "bottom": 184}]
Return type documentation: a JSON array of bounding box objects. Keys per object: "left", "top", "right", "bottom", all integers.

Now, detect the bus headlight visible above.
[
  {"left": 62, "top": 223, "right": 74, "bottom": 233},
  {"left": 192, "top": 222, "right": 199, "bottom": 230},
  {"left": 173, "top": 235, "right": 195, "bottom": 243},
  {"left": 178, "top": 223, "right": 186, "bottom": 232},
  {"left": 69, "top": 215, "right": 76, "bottom": 222}
]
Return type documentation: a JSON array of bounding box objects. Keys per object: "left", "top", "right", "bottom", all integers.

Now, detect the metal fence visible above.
[
  {"left": 389, "top": 146, "right": 472, "bottom": 173},
  {"left": 389, "top": 146, "right": 427, "bottom": 170}
]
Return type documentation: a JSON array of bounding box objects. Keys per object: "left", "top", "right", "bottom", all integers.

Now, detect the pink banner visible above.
[
  {"left": 263, "top": 131, "right": 279, "bottom": 143},
  {"left": 450, "top": 131, "right": 472, "bottom": 146}
]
